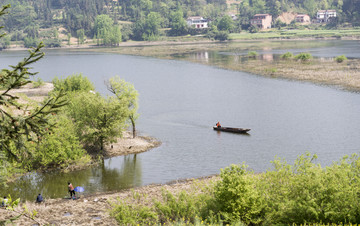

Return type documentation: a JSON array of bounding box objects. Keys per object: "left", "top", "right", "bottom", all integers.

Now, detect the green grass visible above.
[{"left": 229, "top": 29, "right": 360, "bottom": 40}]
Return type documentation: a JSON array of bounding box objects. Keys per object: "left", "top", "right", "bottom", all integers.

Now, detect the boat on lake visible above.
[{"left": 213, "top": 126, "right": 250, "bottom": 134}]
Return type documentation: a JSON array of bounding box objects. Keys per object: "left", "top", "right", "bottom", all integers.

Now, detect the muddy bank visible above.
[{"left": 0, "top": 176, "right": 218, "bottom": 225}]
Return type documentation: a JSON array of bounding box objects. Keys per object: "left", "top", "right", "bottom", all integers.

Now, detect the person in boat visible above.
[{"left": 216, "top": 122, "right": 221, "bottom": 128}]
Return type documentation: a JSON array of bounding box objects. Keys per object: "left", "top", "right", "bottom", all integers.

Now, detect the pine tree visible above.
[{"left": 0, "top": 4, "right": 67, "bottom": 165}]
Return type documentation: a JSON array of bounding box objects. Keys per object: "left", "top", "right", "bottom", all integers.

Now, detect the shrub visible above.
[
  {"left": 24, "top": 115, "right": 90, "bottom": 169},
  {"left": 280, "top": 52, "right": 294, "bottom": 59},
  {"left": 214, "top": 31, "right": 229, "bottom": 41},
  {"left": 110, "top": 199, "right": 158, "bottom": 225},
  {"left": 32, "top": 78, "right": 45, "bottom": 88},
  {"left": 213, "top": 164, "right": 265, "bottom": 225},
  {"left": 52, "top": 73, "right": 95, "bottom": 93},
  {"left": 295, "top": 52, "right": 313, "bottom": 61},
  {"left": 335, "top": 55, "right": 347, "bottom": 63},
  {"left": 248, "top": 51, "right": 258, "bottom": 58}
]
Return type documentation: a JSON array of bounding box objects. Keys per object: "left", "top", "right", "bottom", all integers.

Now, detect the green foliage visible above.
[
  {"left": 52, "top": 73, "right": 95, "bottom": 93},
  {"left": 67, "top": 91, "right": 127, "bottom": 151},
  {"left": 214, "top": 31, "right": 229, "bottom": 41},
  {"left": 280, "top": 52, "right": 294, "bottom": 59},
  {"left": 248, "top": 25, "right": 259, "bottom": 33},
  {"left": 214, "top": 164, "right": 265, "bottom": 224},
  {"left": 1, "top": 195, "right": 20, "bottom": 210},
  {"left": 0, "top": 34, "right": 10, "bottom": 49},
  {"left": 217, "top": 15, "right": 233, "bottom": 32},
  {"left": 295, "top": 52, "right": 313, "bottom": 61},
  {"left": 110, "top": 153, "right": 360, "bottom": 225},
  {"left": 76, "top": 29, "right": 85, "bottom": 45},
  {"left": 32, "top": 77, "right": 44, "bottom": 88},
  {"left": 110, "top": 199, "right": 158, "bottom": 225},
  {"left": 248, "top": 51, "right": 258, "bottom": 58},
  {"left": 169, "top": 9, "right": 188, "bottom": 36},
  {"left": 335, "top": 55, "right": 347, "bottom": 63},
  {"left": 155, "top": 190, "right": 201, "bottom": 223},
  {"left": 107, "top": 76, "right": 139, "bottom": 138},
  {"left": 94, "top": 14, "right": 121, "bottom": 46},
  {"left": 23, "top": 37, "right": 40, "bottom": 48},
  {"left": 24, "top": 114, "right": 89, "bottom": 169},
  {"left": 0, "top": 42, "right": 67, "bottom": 162},
  {"left": 258, "top": 152, "right": 360, "bottom": 224}
]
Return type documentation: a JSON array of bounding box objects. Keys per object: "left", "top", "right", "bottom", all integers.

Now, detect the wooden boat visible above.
[{"left": 213, "top": 126, "right": 250, "bottom": 134}]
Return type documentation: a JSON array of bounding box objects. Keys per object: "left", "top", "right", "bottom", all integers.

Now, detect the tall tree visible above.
[
  {"left": 94, "top": 14, "right": 121, "bottom": 46},
  {"left": 106, "top": 76, "right": 139, "bottom": 138},
  {"left": 67, "top": 92, "right": 127, "bottom": 151},
  {"left": 169, "top": 9, "right": 188, "bottom": 36},
  {"left": 217, "top": 15, "right": 234, "bottom": 32}
]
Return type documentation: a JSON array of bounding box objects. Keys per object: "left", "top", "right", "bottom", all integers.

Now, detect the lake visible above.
[{"left": 1, "top": 40, "right": 360, "bottom": 200}]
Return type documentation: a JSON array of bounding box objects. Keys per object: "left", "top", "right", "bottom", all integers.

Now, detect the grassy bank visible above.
[{"left": 229, "top": 29, "right": 360, "bottom": 40}]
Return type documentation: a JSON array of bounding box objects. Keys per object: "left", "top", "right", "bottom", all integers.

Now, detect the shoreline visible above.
[
  {"left": 3, "top": 34, "right": 360, "bottom": 52},
  {"left": 0, "top": 175, "right": 218, "bottom": 225}
]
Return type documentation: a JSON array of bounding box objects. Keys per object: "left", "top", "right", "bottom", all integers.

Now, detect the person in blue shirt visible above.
[{"left": 36, "top": 194, "right": 43, "bottom": 203}]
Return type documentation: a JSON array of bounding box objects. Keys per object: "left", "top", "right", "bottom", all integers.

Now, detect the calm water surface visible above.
[{"left": 1, "top": 40, "right": 360, "bottom": 200}]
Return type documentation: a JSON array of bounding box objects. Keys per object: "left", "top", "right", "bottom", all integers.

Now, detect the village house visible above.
[
  {"left": 186, "top": 16, "right": 208, "bottom": 29},
  {"left": 316, "top": 10, "right": 337, "bottom": 23},
  {"left": 250, "top": 14, "right": 272, "bottom": 29},
  {"left": 295, "top": 14, "right": 311, "bottom": 24}
]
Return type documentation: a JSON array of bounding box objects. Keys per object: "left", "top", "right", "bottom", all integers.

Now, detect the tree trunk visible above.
[{"left": 130, "top": 115, "right": 136, "bottom": 138}]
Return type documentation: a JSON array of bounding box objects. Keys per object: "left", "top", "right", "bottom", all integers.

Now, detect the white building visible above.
[
  {"left": 316, "top": 10, "right": 337, "bottom": 23},
  {"left": 186, "top": 17, "right": 208, "bottom": 29}
]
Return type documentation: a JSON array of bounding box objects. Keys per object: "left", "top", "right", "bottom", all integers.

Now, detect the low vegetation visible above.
[
  {"left": 247, "top": 51, "right": 258, "bottom": 58},
  {"left": 110, "top": 153, "right": 360, "bottom": 225},
  {"left": 335, "top": 54, "right": 348, "bottom": 63},
  {"left": 280, "top": 51, "right": 294, "bottom": 59},
  {"left": 294, "top": 52, "right": 313, "bottom": 61}
]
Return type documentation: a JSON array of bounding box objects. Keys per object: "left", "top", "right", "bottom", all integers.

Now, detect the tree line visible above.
[{"left": 0, "top": 0, "right": 359, "bottom": 48}]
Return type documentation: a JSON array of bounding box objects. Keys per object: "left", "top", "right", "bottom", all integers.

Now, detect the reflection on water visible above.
[{"left": 1, "top": 155, "right": 141, "bottom": 200}]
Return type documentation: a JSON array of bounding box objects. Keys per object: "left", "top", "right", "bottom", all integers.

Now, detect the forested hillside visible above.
[{"left": 0, "top": 0, "right": 359, "bottom": 48}]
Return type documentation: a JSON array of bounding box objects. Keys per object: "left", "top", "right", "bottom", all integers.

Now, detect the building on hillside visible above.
[
  {"left": 186, "top": 17, "right": 208, "bottom": 29},
  {"left": 295, "top": 14, "right": 311, "bottom": 24},
  {"left": 316, "top": 10, "right": 337, "bottom": 23},
  {"left": 250, "top": 14, "right": 272, "bottom": 29}
]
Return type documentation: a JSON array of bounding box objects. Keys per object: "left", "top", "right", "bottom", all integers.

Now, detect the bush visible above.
[
  {"left": 110, "top": 199, "right": 158, "bottom": 225},
  {"left": 335, "top": 55, "right": 347, "bottom": 63},
  {"left": 23, "top": 37, "right": 40, "bottom": 48},
  {"left": 109, "top": 153, "right": 360, "bottom": 225},
  {"left": 280, "top": 52, "right": 294, "bottom": 59},
  {"left": 214, "top": 164, "right": 265, "bottom": 224},
  {"left": 248, "top": 51, "right": 258, "bottom": 58},
  {"left": 24, "top": 115, "right": 90, "bottom": 169},
  {"left": 32, "top": 78, "right": 45, "bottom": 88},
  {"left": 295, "top": 52, "right": 313, "bottom": 61},
  {"left": 248, "top": 25, "right": 259, "bottom": 33},
  {"left": 214, "top": 31, "right": 229, "bottom": 41},
  {"left": 52, "top": 73, "right": 95, "bottom": 93},
  {"left": 43, "top": 38, "right": 61, "bottom": 48}
]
